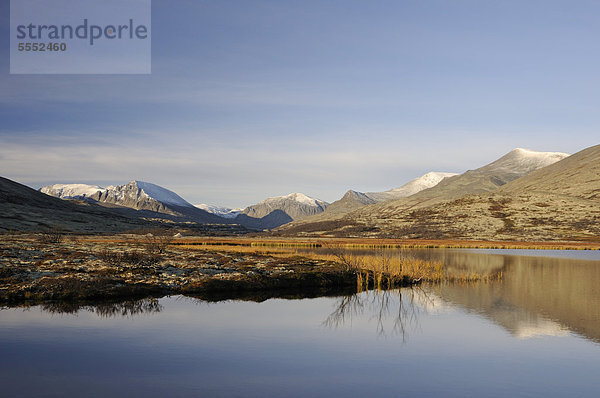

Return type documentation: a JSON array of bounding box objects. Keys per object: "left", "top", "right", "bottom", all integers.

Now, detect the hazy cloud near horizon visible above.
[{"left": 1, "top": 0, "right": 598, "bottom": 207}]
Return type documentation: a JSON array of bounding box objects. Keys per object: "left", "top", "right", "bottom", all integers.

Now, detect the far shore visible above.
[{"left": 82, "top": 235, "right": 600, "bottom": 250}]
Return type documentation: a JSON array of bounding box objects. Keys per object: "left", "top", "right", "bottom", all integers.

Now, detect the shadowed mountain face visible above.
[
  {"left": 0, "top": 177, "right": 145, "bottom": 233},
  {"left": 276, "top": 146, "right": 600, "bottom": 240},
  {"left": 319, "top": 190, "right": 377, "bottom": 216},
  {"left": 232, "top": 193, "right": 329, "bottom": 230},
  {"left": 234, "top": 210, "right": 293, "bottom": 230},
  {"left": 242, "top": 193, "right": 328, "bottom": 220}
]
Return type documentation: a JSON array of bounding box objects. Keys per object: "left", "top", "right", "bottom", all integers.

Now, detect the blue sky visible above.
[{"left": 1, "top": 0, "right": 599, "bottom": 207}]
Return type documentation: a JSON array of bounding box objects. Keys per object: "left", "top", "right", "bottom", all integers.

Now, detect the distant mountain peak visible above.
[
  {"left": 483, "top": 148, "right": 570, "bottom": 175},
  {"left": 382, "top": 171, "right": 458, "bottom": 197},
  {"left": 264, "top": 192, "right": 326, "bottom": 207},
  {"left": 40, "top": 179, "right": 219, "bottom": 217},
  {"left": 195, "top": 204, "right": 243, "bottom": 219},
  {"left": 364, "top": 171, "right": 458, "bottom": 202},
  {"left": 242, "top": 192, "right": 329, "bottom": 222}
]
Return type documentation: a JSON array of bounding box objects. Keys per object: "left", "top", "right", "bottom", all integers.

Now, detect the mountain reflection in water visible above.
[
  {"left": 3, "top": 250, "right": 600, "bottom": 398},
  {"left": 7, "top": 249, "right": 600, "bottom": 344},
  {"left": 306, "top": 248, "right": 600, "bottom": 343}
]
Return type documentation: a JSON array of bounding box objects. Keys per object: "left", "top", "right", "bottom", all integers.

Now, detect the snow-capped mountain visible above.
[
  {"left": 318, "top": 171, "right": 457, "bottom": 216},
  {"left": 195, "top": 204, "right": 243, "bottom": 219},
  {"left": 388, "top": 148, "right": 571, "bottom": 209},
  {"left": 40, "top": 183, "right": 105, "bottom": 199},
  {"left": 367, "top": 171, "right": 458, "bottom": 201},
  {"left": 41, "top": 180, "right": 194, "bottom": 213},
  {"left": 480, "top": 148, "right": 570, "bottom": 176},
  {"left": 94, "top": 180, "right": 193, "bottom": 212},
  {"left": 40, "top": 180, "right": 226, "bottom": 224},
  {"left": 242, "top": 193, "right": 329, "bottom": 221},
  {"left": 127, "top": 181, "right": 193, "bottom": 207}
]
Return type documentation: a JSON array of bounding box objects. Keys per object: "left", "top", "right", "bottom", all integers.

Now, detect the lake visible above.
[{"left": 2, "top": 249, "right": 600, "bottom": 397}]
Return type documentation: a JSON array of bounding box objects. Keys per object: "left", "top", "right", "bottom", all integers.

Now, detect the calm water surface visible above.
[{"left": 1, "top": 249, "right": 600, "bottom": 397}]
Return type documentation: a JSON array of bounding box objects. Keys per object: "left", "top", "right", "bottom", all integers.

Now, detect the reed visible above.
[{"left": 176, "top": 243, "right": 500, "bottom": 286}]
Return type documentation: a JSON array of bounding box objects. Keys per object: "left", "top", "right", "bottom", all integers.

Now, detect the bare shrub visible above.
[
  {"left": 139, "top": 228, "right": 173, "bottom": 254},
  {"left": 37, "top": 226, "right": 65, "bottom": 244},
  {"left": 98, "top": 250, "right": 161, "bottom": 266},
  {"left": 322, "top": 242, "right": 361, "bottom": 271}
]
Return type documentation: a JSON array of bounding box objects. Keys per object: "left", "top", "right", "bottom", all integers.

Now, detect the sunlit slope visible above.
[
  {"left": 277, "top": 145, "right": 599, "bottom": 240},
  {"left": 500, "top": 144, "right": 600, "bottom": 198}
]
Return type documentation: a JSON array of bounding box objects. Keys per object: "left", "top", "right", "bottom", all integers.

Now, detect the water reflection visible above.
[
  {"left": 5, "top": 248, "right": 600, "bottom": 345},
  {"left": 325, "top": 288, "right": 435, "bottom": 340},
  {"left": 306, "top": 247, "right": 600, "bottom": 343},
  {"left": 38, "top": 298, "right": 163, "bottom": 317},
  {"left": 431, "top": 254, "right": 600, "bottom": 343}
]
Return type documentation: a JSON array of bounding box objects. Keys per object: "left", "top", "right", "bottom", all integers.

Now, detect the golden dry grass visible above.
[{"left": 174, "top": 243, "right": 501, "bottom": 286}]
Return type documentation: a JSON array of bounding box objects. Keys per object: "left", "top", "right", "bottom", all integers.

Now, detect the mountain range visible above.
[
  {"left": 39, "top": 181, "right": 331, "bottom": 231},
  {"left": 306, "top": 171, "right": 458, "bottom": 217},
  {"left": 3, "top": 144, "right": 598, "bottom": 240},
  {"left": 41, "top": 180, "right": 227, "bottom": 224},
  {"left": 277, "top": 146, "right": 600, "bottom": 241}
]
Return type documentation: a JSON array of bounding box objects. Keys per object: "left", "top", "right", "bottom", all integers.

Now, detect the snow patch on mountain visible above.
[
  {"left": 260, "top": 192, "right": 326, "bottom": 207},
  {"left": 383, "top": 171, "right": 458, "bottom": 197},
  {"left": 195, "top": 204, "right": 243, "bottom": 219},
  {"left": 243, "top": 192, "right": 329, "bottom": 221},
  {"left": 132, "top": 181, "right": 193, "bottom": 207},
  {"left": 483, "top": 148, "right": 570, "bottom": 175},
  {"left": 41, "top": 180, "right": 194, "bottom": 209},
  {"left": 40, "top": 183, "right": 105, "bottom": 199},
  {"left": 364, "top": 171, "right": 458, "bottom": 202}
]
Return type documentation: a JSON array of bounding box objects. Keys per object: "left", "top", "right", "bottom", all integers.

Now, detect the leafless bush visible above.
[
  {"left": 322, "top": 242, "right": 361, "bottom": 271},
  {"left": 98, "top": 250, "right": 161, "bottom": 266},
  {"left": 142, "top": 228, "right": 173, "bottom": 254},
  {"left": 37, "top": 226, "right": 65, "bottom": 244}
]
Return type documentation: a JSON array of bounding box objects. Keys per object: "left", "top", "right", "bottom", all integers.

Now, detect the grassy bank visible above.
[{"left": 1, "top": 234, "right": 504, "bottom": 306}]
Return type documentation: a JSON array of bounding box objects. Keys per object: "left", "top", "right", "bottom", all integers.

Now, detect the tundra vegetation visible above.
[{"left": 7, "top": 232, "right": 579, "bottom": 306}]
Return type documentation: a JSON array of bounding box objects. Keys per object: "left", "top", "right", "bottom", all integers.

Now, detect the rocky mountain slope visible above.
[
  {"left": 227, "top": 193, "right": 328, "bottom": 230},
  {"left": 1, "top": 177, "right": 146, "bottom": 233},
  {"left": 41, "top": 180, "right": 226, "bottom": 224},
  {"left": 320, "top": 190, "right": 378, "bottom": 216}
]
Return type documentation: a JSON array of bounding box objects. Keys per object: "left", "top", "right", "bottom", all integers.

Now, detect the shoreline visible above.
[
  {"left": 0, "top": 235, "right": 359, "bottom": 306},
  {"left": 1, "top": 233, "right": 583, "bottom": 307},
  {"left": 84, "top": 235, "right": 600, "bottom": 250}
]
